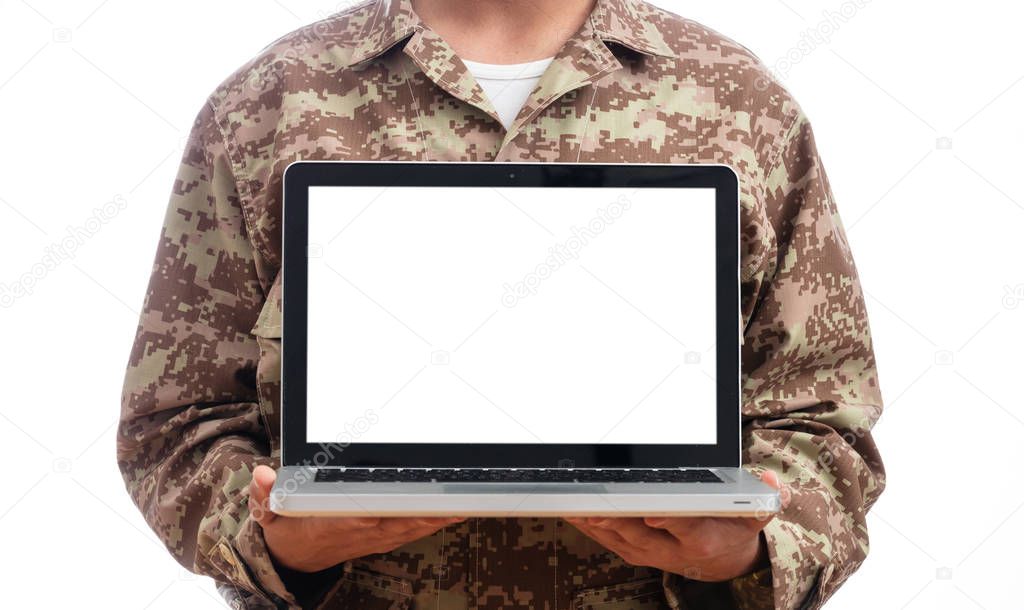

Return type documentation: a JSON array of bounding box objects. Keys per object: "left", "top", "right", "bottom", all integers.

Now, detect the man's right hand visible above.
[{"left": 249, "top": 465, "right": 464, "bottom": 573}]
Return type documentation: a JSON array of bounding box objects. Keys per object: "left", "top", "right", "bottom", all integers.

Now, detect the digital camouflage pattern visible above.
[{"left": 117, "top": 0, "right": 885, "bottom": 608}]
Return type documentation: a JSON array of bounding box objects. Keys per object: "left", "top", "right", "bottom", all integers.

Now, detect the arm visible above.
[
  {"left": 568, "top": 109, "right": 885, "bottom": 609},
  {"left": 732, "top": 109, "right": 885, "bottom": 608},
  {"left": 116, "top": 99, "right": 299, "bottom": 605},
  {"left": 118, "top": 101, "right": 461, "bottom": 608}
]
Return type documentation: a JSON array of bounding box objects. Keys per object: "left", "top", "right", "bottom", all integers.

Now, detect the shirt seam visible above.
[
  {"left": 762, "top": 108, "right": 805, "bottom": 193},
  {"left": 206, "top": 98, "right": 276, "bottom": 269},
  {"left": 743, "top": 108, "right": 804, "bottom": 282}
]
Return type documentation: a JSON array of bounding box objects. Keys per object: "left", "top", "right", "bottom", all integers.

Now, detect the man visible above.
[{"left": 117, "top": 0, "right": 885, "bottom": 608}]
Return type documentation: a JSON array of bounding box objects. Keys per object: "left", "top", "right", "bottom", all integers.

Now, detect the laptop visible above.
[{"left": 270, "top": 162, "right": 780, "bottom": 517}]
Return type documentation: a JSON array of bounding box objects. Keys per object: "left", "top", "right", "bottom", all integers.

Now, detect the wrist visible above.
[
  {"left": 726, "top": 532, "right": 769, "bottom": 581},
  {"left": 273, "top": 559, "right": 344, "bottom": 608},
  {"left": 742, "top": 532, "right": 770, "bottom": 576},
  {"left": 675, "top": 533, "right": 768, "bottom": 582}
]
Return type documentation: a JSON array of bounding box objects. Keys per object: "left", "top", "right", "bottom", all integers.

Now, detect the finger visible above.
[
  {"left": 648, "top": 515, "right": 770, "bottom": 549},
  {"left": 759, "top": 470, "right": 792, "bottom": 510},
  {"left": 643, "top": 516, "right": 705, "bottom": 539},
  {"left": 321, "top": 516, "right": 383, "bottom": 534},
  {"left": 358, "top": 522, "right": 455, "bottom": 555},
  {"left": 376, "top": 517, "right": 454, "bottom": 536},
  {"left": 323, "top": 515, "right": 463, "bottom": 537},
  {"left": 413, "top": 517, "right": 466, "bottom": 528},
  {"left": 759, "top": 469, "right": 780, "bottom": 490},
  {"left": 590, "top": 518, "right": 674, "bottom": 548},
  {"left": 570, "top": 519, "right": 643, "bottom": 553},
  {"left": 568, "top": 521, "right": 647, "bottom": 563},
  {"left": 770, "top": 470, "right": 790, "bottom": 509},
  {"left": 248, "top": 465, "right": 277, "bottom": 525},
  {"left": 399, "top": 522, "right": 457, "bottom": 540}
]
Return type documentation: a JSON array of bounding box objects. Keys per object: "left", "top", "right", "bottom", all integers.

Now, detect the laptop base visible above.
[{"left": 270, "top": 467, "right": 780, "bottom": 518}]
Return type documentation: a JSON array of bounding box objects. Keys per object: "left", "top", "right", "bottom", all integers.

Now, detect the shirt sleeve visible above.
[
  {"left": 663, "top": 108, "right": 886, "bottom": 610},
  {"left": 736, "top": 109, "right": 886, "bottom": 608},
  {"left": 116, "top": 100, "right": 298, "bottom": 608}
]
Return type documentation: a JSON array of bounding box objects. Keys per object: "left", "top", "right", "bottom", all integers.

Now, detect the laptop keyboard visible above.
[{"left": 313, "top": 468, "right": 722, "bottom": 484}]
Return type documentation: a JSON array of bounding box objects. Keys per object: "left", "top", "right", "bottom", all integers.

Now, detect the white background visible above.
[
  {"left": 0, "top": 1, "right": 1021, "bottom": 608},
  {"left": 306, "top": 187, "right": 717, "bottom": 445}
]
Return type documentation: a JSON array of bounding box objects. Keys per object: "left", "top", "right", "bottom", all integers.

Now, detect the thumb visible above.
[
  {"left": 758, "top": 469, "right": 791, "bottom": 510},
  {"left": 248, "top": 464, "right": 278, "bottom": 526},
  {"left": 759, "top": 469, "right": 780, "bottom": 490}
]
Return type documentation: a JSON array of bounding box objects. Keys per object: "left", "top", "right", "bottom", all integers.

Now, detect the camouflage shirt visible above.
[{"left": 117, "top": 0, "right": 885, "bottom": 608}]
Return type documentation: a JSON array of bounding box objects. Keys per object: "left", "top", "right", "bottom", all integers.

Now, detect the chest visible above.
[
  {"left": 264, "top": 65, "right": 752, "bottom": 163},
  {"left": 231, "top": 60, "right": 771, "bottom": 280},
  {"left": 238, "top": 58, "right": 771, "bottom": 610}
]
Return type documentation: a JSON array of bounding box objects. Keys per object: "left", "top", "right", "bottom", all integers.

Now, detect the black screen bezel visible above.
[{"left": 282, "top": 162, "right": 740, "bottom": 468}]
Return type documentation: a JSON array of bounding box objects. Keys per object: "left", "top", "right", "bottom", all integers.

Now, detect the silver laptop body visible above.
[{"left": 271, "top": 162, "right": 780, "bottom": 518}]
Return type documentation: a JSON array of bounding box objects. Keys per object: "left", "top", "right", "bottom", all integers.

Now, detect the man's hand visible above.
[
  {"left": 565, "top": 471, "right": 787, "bottom": 582},
  {"left": 249, "top": 465, "right": 464, "bottom": 573}
]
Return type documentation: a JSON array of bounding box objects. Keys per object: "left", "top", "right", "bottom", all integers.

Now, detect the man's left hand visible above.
[{"left": 564, "top": 470, "right": 786, "bottom": 582}]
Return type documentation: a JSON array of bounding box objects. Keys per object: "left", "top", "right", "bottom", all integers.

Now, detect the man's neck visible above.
[{"left": 410, "top": 0, "right": 596, "bottom": 64}]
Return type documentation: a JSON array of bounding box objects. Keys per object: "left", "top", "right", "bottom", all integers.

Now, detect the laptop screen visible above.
[{"left": 305, "top": 186, "right": 718, "bottom": 446}]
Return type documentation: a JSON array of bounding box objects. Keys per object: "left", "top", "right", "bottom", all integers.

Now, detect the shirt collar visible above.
[
  {"left": 348, "top": 0, "right": 677, "bottom": 66},
  {"left": 589, "top": 0, "right": 676, "bottom": 59}
]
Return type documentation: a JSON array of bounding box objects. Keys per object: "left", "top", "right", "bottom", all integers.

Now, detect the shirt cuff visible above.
[
  {"left": 659, "top": 530, "right": 778, "bottom": 609},
  {"left": 229, "top": 514, "right": 301, "bottom": 608},
  {"left": 729, "top": 567, "right": 774, "bottom": 609},
  {"left": 753, "top": 517, "right": 826, "bottom": 609},
  {"left": 662, "top": 569, "right": 754, "bottom": 609}
]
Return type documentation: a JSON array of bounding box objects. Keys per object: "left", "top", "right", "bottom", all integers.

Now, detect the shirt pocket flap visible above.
[
  {"left": 315, "top": 565, "right": 414, "bottom": 610},
  {"left": 571, "top": 576, "right": 664, "bottom": 610}
]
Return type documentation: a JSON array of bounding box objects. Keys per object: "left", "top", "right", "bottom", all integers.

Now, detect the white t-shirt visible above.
[{"left": 461, "top": 57, "right": 555, "bottom": 130}]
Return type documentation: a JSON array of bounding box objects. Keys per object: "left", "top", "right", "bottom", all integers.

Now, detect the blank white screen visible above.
[{"left": 306, "top": 186, "right": 718, "bottom": 445}]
